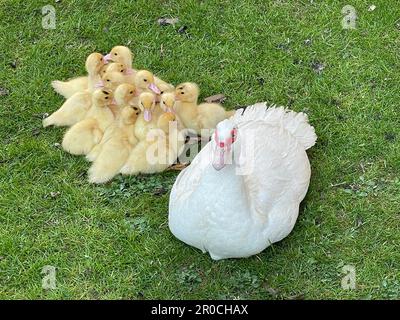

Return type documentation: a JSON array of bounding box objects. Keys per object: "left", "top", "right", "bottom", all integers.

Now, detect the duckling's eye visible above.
[
  {"left": 129, "top": 91, "right": 133, "bottom": 94},
  {"left": 102, "top": 90, "right": 109, "bottom": 95},
  {"left": 181, "top": 92, "right": 185, "bottom": 94},
  {"left": 105, "top": 97, "right": 109, "bottom": 100},
  {"left": 133, "top": 107, "right": 138, "bottom": 110},
  {"left": 136, "top": 112, "right": 139, "bottom": 115},
  {"left": 114, "top": 53, "right": 118, "bottom": 56},
  {"left": 120, "top": 70, "right": 124, "bottom": 73},
  {"left": 107, "top": 79, "right": 110, "bottom": 82},
  {"left": 144, "top": 79, "right": 148, "bottom": 82},
  {"left": 161, "top": 91, "right": 164, "bottom": 94}
]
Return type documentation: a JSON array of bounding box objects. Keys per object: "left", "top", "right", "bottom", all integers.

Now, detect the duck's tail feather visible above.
[
  {"left": 51, "top": 81, "right": 74, "bottom": 98},
  {"left": 51, "top": 77, "right": 87, "bottom": 98},
  {"left": 233, "top": 103, "right": 317, "bottom": 150}
]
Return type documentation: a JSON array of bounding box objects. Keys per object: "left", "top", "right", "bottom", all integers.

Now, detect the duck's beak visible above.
[
  {"left": 164, "top": 102, "right": 175, "bottom": 114},
  {"left": 148, "top": 83, "right": 161, "bottom": 94},
  {"left": 125, "top": 68, "right": 134, "bottom": 75},
  {"left": 103, "top": 53, "right": 112, "bottom": 63},
  {"left": 144, "top": 109, "right": 152, "bottom": 122},
  {"left": 212, "top": 145, "right": 226, "bottom": 171},
  {"left": 95, "top": 80, "right": 104, "bottom": 88}
]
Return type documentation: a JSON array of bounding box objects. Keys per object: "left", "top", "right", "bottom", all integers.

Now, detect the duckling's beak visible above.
[
  {"left": 166, "top": 103, "right": 175, "bottom": 114},
  {"left": 125, "top": 68, "right": 134, "bottom": 75},
  {"left": 95, "top": 80, "right": 104, "bottom": 88},
  {"left": 148, "top": 83, "right": 161, "bottom": 95},
  {"left": 144, "top": 109, "right": 152, "bottom": 122},
  {"left": 103, "top": 53, "right": 112, "bottom": 63}
]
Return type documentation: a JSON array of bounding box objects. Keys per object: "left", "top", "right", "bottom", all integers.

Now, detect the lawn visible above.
[{"left": 0, "top": 0, "right": 399, "bottom": 299}]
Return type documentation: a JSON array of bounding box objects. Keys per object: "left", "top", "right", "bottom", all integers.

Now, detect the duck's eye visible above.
[
  {"left": 181, "top": 92, "right": 184, "bottom": 94},
  {"left": 144, "top": 79, "right": 148, "bottom": 82},
  {"left": 133, "top": 107, "right": 138, "bottom": 110},
  {"left": 105, "top": 97, "right": 109, "bottom": 100},
  {"left": 161, "top": 91, "right": 164, "bottom": 94},
  {"left": 114, "top": 53, "right": 118, "bottom": 56},
  {"left": 102, "top": 90, "right": 109, "bottom": 95},
  {"left": 120, "top": 70, "right": 124, "bottom": 73},
  {"left": 107, "top": 79, "right": 110, "bottom": 82},
  {"left": 129, "top": 91, "right": 133, "bottom": 94},
  {"left": 136, "top": 112, "right": 139, "bottom": 115}
]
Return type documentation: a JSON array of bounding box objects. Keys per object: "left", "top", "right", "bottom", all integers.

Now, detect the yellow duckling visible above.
[
  {"left": 62, "top": 89, "right": 115, "bottom": 155},
  {"left": 101, "top": 70, "right": 127, "bottom": 91},
  {"left": 100, "top": 63, "right": 111, "bottom": 76},
  {"left": 103, "top": 46, "right": 135, "bottom": 75},
  {"left": 112, "top": 83, "right": 138, "bottom": 116},
  {"left": 134, "top": 70, "right": 162, "bottom": 95},
  {"left": 160, "top": 92, "right": 185, "bottom": 131},
  {"left": 97, "top": 70, "right": 133, "bottom": 116},
  {"left": 51, "top": 52, "right": 106, "bottom": 98},
  {"left": 101, "top": 62, "right": 135, "bottom": 84},
  {"left": 104, "top": 46, "right": 173, "bottom": 90},
  {"left": 88, "top": 105, "right": 141, "bottom": 184},
  {"left": 120, "top": 111, "right": 185, "bottom": 175},
  {"left": 133, "top": 92, "right": 164, "bottom": 141},
  {"left": 43, "top": 53, "right": 104, "bottom": 128},
  {"left": 86, "top": 83, "right": 138, "bottom": 162},
  {"left": 135, "top": 70, "right": 174, "bottom": 95},
  {"left": 154, "top": 77, "right": 174, "bottom": 94},
  {"left": 157, "top": 81, "right": 175, "bottom": 96},
  {"left": 174, "top": 82, "right": 235, "bottom": 137}
]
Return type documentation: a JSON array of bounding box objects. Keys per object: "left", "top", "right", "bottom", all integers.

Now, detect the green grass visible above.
[{"left": 0, "top": 0, "right": 399, "bottom": 299}]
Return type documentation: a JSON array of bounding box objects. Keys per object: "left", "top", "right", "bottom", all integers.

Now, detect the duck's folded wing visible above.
[
  {"left": 234, "top": 110, "right": 312, "bottom": 223},
  {"left": 237, "top": 124, "right": 296, "bottom": 223}
]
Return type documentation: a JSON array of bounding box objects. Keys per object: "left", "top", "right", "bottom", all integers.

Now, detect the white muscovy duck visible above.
[{"left": 168, "top": 103, "right": 317, "bottom": 260}]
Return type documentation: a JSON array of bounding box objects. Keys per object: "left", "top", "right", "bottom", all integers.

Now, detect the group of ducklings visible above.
[{"left": 43, "top": 46, "right": 234, "bottom": 184}]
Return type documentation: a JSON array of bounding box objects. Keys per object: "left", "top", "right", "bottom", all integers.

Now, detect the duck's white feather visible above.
[
  {"left": 169, "top": 103, "right": 316, "bottom": 260},
  {"left": 233, "top": 103, "right": 317, "bottom": 150}
]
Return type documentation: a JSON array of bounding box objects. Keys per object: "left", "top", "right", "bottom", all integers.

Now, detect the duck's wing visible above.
[{"left": 232, "top": 104, "right": 314, "bottom": 223}]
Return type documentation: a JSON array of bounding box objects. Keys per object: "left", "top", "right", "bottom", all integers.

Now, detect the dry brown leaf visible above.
[
  {"left": 50, "top": 191, "right": 61, "bottom": 198},
  {"left": 169, "top": 163, "right": 190, "bottom": 171},
  {"left": 158, "top": 17, "right": 179, "bottom": 26},
  {"left": 204, "top": 94, "right": 226, "bottom": 104},
  {"left": 0, "top": 87, "right": 9, "bottom": 96},
  {"left": 177, "top": 25, "right": 188, "bottom": 34}
]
